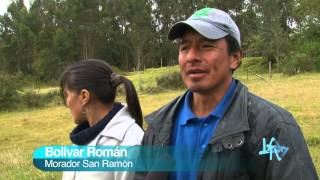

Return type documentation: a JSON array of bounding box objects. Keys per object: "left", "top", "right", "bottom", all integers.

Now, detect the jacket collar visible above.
[
  {"left": 99, "top": 105, "right": 136, "bottom": 141},
  {"left": 210, "top": 80, "right": 250, "bottom": 144},
  {"left": 69, "top": 103, "right": 123, "bottom": 145},
  {"left": 145, "top": 94, "right": 185, "bottom": 145},
  {"left": 180, "top": 79, "right": 237, "bottom": 126},
  {"left": 145, "top": 80, "right": 250, "bottom": 145}
]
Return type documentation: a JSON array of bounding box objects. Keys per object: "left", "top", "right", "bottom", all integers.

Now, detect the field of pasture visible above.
[{"left": 0, "top": 66, "right": 319, "bottom": 179}]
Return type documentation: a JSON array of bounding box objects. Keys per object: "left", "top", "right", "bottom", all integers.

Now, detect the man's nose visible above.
[{"left": 186, "top": 46, "right": 201, "bottom": 62}]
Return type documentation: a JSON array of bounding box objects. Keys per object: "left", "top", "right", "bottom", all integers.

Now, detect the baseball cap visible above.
[{"left": 168, "top": 8, "right": 241, "bottom": 47}]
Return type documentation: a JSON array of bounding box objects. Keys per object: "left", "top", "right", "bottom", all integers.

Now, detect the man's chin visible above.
[
  {"left": 187, "top": 82, "right": 217, "bottom": 94},
  {"left": 187, "top": 84, "right": 207, "bottom": 93}
]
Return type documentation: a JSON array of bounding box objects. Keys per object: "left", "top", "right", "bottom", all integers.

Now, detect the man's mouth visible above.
[{"left": 186, "top": 68, "right": 207, "bottom": 79}]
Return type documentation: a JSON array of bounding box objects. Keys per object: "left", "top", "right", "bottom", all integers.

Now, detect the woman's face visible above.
[{"left": 65, "top": 89, "right": 87, "bottom": 124}]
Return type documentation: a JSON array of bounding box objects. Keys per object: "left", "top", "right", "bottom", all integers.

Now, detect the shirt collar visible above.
[
  {"left": 179, "top": 90, "right": 197, "bottom": 125},
  {"left": 210, "top": 79, "right": 237, "bottom": 118},
  {"left": 179, "top": 79, "right": 237, "bottom": 125}
]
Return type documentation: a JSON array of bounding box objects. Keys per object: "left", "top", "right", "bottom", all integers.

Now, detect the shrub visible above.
[
  {"left": 240, "top": 57, "right": 269, "bottom": 73},
  {"left": 156, "top": 71, "right": 185, "bottom": 90},
  {"left": 298, "top": 40, "right": 320, "bottom": 72},
  {"left": 20, "top": 90, "right": 61, "bottom": 109},
  {"left": 0, "top": 74, "right": 22, "bottom": 110},
  {"left": 315, "top": 55, "right": 320, "bottom": 72},
  {"left": 0, "top": 73, "right": 61, "bottom": 111},
  {"left": 278, "top": 53, "right": 314, "bottom": 76},
  {"left": 111, "top": 65, "right": 126, "bottom": 75}
]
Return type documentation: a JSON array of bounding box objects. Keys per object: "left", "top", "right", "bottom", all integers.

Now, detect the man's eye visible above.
[
  {"left": 180, "top": 45, "right": 188, "bottom": 51},
  {"left": 203, "top": 44, "right": 213, "bottom": 48}
]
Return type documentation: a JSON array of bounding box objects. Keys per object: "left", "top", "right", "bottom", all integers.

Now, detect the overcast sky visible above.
[{"left": 0, "top": 0, "right": 30, "bottom": 15}]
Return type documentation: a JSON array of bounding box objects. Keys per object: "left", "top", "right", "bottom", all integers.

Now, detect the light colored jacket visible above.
[{"left": 62, "top": 106, "right": 144, "bottom": 180}]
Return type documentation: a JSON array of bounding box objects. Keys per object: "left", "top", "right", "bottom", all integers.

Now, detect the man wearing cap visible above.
[{"left": 137, "top": 8, "right": 317, "bottom": 180}]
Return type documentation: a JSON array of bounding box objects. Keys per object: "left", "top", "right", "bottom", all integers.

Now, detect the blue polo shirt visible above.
[{"left": 170, "top": 79, "right": 237, "bottom": 180}]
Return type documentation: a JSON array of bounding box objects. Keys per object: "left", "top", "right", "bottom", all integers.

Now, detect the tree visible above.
[
  {"left": 106, "top": 0, "right": 155, "bottom": 71},
  {"left": 0, "top": 0, "right": 35, "bottom": 74},
  {"left": 293, "top": 0, "right": 320, "bottom": 71}
]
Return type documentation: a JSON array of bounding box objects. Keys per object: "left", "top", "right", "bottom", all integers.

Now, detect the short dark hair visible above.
[
  {"left": 60, "top": 59, "right": 143, "bottom": 127},
  {"left": 225, "top": 35, "right": 242, "bottom": 72},
  {"left": 225, "top": 35, "right": 241, "bottom": 55}
]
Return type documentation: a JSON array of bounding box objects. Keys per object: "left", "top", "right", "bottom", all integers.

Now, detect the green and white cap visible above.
[{"left": 168, "top": 8, "right": 241, "bottom": 47}]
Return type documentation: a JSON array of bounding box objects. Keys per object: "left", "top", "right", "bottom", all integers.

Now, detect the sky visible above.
[{"left": 0, "top": 0, "right": 30, "bottom": 15}]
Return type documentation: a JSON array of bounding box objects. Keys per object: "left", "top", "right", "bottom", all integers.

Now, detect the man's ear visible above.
[
  {"left": 230, "top": 51, "right": 242, "bottom": 71},
  {"left": 80, "top": 89, "right": 90, "bottom": 106}
]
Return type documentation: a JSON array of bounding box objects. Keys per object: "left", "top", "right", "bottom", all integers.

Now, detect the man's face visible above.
[{"left": 178, "top": 29, "right": 240, "bottom": 93}]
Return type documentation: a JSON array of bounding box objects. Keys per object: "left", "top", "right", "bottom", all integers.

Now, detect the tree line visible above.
[{"left": 0, "top": 0, "right": 319, "bottom": 81}]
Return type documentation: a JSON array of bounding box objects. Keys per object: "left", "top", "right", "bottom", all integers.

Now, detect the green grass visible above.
[
  {"left": 23, "top": 87, "right": 59, "bottom": 95},
  {"left": 126, "top": 65, "right": 180, "bottom": 91},
  {"left": 0, "top": 66, "right": 319, "bottom": 179}
]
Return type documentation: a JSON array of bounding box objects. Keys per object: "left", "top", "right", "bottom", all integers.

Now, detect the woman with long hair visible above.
[{"left": 60, "top": 59, "right": 144, "bottom": 180}]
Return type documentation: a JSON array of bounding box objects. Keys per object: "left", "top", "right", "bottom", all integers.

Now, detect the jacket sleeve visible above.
[
  {"left": 114, "top": 171, "right": 135, "bottom": 180},
  {"left": 264, "top": 118, "right": 318, "bottom": 180},
  {"left": 133, "top": 127, "right": 152, "bottom": 180}
]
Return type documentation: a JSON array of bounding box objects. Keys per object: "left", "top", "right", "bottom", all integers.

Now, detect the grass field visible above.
[{"left": 0, "top": 66, "right": 319, "bottom": 179}]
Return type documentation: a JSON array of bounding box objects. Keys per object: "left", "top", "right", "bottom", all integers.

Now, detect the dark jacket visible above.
[{"left": 136, "top": 81, "right": 318, "bottom": 180}]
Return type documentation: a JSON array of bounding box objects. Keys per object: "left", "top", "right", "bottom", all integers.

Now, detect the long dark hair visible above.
[{"left": 60, "top": 59, "right": 143, "bottom": 127}]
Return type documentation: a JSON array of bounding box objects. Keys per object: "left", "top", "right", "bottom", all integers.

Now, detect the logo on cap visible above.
[{"left": 191, "top": 8, "right": 214, "bottom": 18}]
